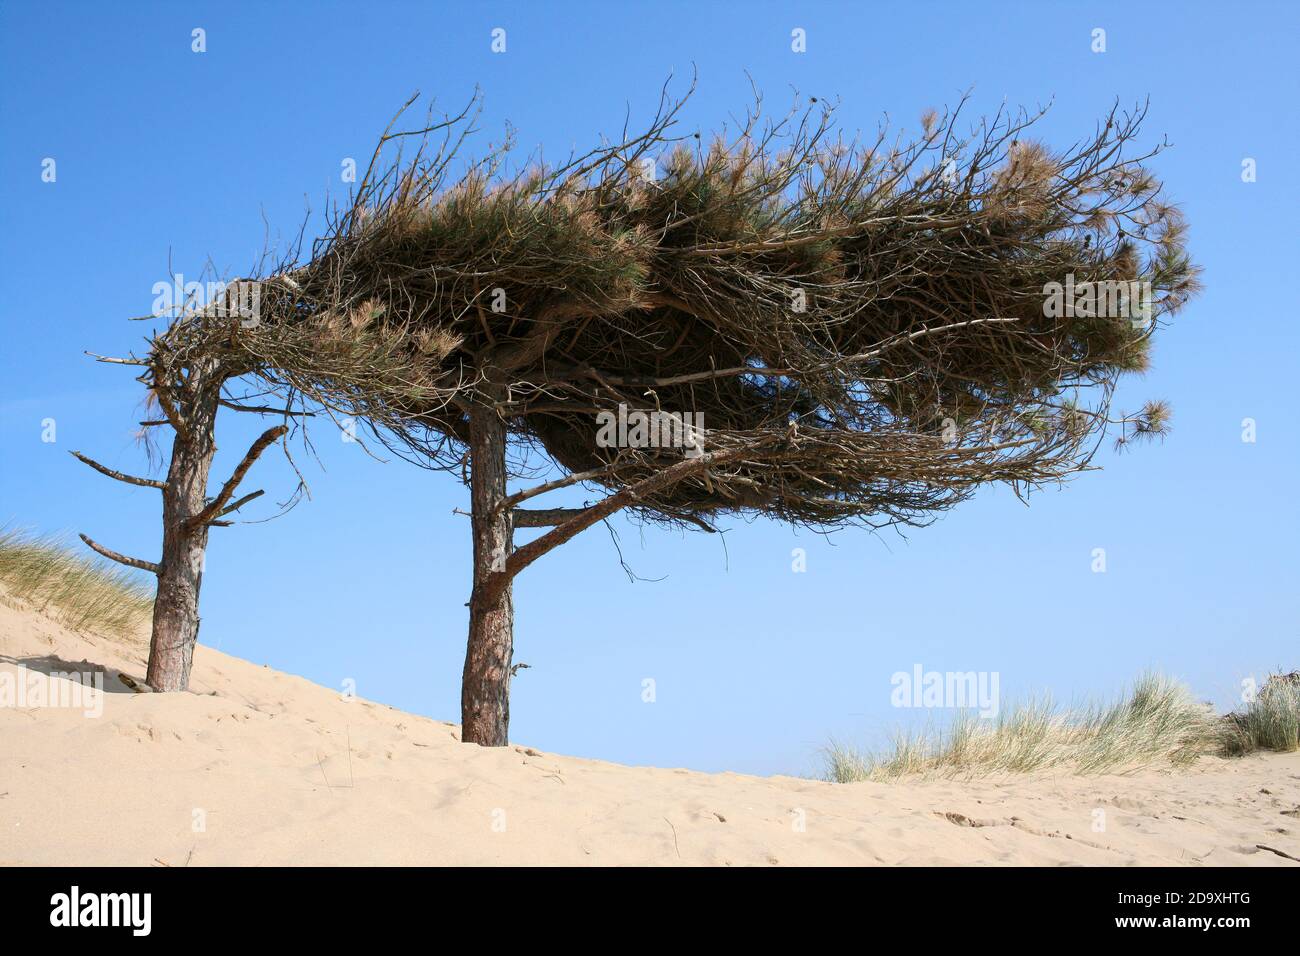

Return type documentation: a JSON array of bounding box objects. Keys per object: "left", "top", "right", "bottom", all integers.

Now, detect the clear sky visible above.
[{"left": 1, "top": 1, "right": 1296, "bottom": 775}]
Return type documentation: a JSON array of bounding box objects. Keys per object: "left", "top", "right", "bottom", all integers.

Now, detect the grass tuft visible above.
[
  {"left": 0, "top": 526, "right": 153, "bottom": 641},
  {"left": 1219, "top": 673, "right": 1300, "bottom": 756},
  {"left": 826, "top": 674, "right": 1224, "bottom": 783}
]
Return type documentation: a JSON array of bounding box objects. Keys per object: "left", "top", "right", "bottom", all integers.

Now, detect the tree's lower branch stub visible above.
[{"left": 77, "top": 533, "right": 161, "bottom": 575}]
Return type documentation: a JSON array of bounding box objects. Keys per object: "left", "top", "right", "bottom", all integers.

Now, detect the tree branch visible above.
[
  {"left": 547, "top": 317, "right": 1024, "bottom": 390},
  {"left": 504, "top": 440, "right": 780, "bottom": 584},
  {"left": 513, "top": 505, "right": 717, "bottom": 532},
  {"left": 218, "top": 399, "right": 315, "bottom": 417},
  {"left": 497, "top": 459, "right": 628, "bottom": 513},
  {"left": 151, "top": 383, "right": 190, "bottom": 443},
  {"left": 512, "top": 507, "right": 589, "bottom": 527},
  {"left": 659, "top": 509, "right": 720, "bottom": 533},
  {"left": 85, "top": 350, "right": 148, "bottom": 366},
  {"left": 217, "top": 488, "right": 265, "bottom": 518},
  {"left": 78, "top": 533, "right": 161, "bottom": 575},
  {"left": 69, "top": 450, "right": 165, "bottom": 489},
  {"left": 187, "top": 425, "right": 287, "bottom": 529}
]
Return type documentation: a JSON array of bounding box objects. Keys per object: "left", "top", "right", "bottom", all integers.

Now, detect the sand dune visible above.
[{"left": 1, "top": 592, "right": 1297, "bottom": 866}]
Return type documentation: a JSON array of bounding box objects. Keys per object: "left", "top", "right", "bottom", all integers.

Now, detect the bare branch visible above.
[
  {"left": 505, "top": 441, "right": 777, "bottom": 583},
  {"left": 187, "top": 425, "right": 288, "bottom": 529},
  {"left": 69, "top": 450, "right": 165, "bottom": 489},
  {"left": 216, "top": 488, "right": 265, "bottom": 518},
  {"left": 512, "top": 507, "right": 589, "bottom": 528},
  {"left": 498, "top": 460, "right": 628, "bottom": 513},
  {"left": 514, "top": 505, "right": 716, "bottom": 533},
  {"left": 150, "top": 382, "right": 190, "bottom": 443},
  {"left": 85, "top": 351, "right": 148, "bottom": 366},
  {"left": 218, "top": 400, "right": 315, "bottom": 417},
  {"left": 78, "top": 533, "right": 161, "bottom": 575}
]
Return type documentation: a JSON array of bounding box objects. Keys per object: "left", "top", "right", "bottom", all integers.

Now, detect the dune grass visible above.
[
  {"left": 0, "top": 527, "right": 153, "bottom": 641},
  {"left": 825, "top": 673, "right": 1297, "bottom": 783},
  {"left": 1220, "top": 673, "right": 1300, "bottom": 756}
]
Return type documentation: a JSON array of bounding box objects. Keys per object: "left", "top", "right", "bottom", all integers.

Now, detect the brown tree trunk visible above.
[
  {"left": 460, "top": 398, "right": 515, "bottom": 746},
  {"left": 146, "top": 369, "right": 219, "bottom": 692}
]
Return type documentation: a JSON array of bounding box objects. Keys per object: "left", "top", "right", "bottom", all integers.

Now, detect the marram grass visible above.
[
  {"left": 1220, "top": 674, "right": 1300, "bottom": 756},
  {"left": 825, "top": 673, "right": 1298, "bottom": 783},
  {"left": 0, "top": 527, "right": 153, "bottom": 641}
]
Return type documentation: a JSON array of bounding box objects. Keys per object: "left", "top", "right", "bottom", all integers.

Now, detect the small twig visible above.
[
  {"left": 1257, "top": 844, "right": 1300, "bottom": 863},
  {"left": 663, "top": 817, "right": 681, "bottom": 859}
]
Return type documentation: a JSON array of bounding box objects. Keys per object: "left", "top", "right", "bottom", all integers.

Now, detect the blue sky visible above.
[{"left": 1, "top": 1, "right": 1296, "bottom": 775}]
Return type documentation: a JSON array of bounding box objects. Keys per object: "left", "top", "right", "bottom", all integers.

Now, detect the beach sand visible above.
[{"left": 2, "top": 591, "right": 1297, "bottom": 866}]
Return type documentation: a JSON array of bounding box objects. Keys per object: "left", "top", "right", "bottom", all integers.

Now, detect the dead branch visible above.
[
  {"left": 512, "top": 507, "right": 589, "bottom": 528},
  {"left": 85, "top": 351, "right": 148, "bottom": 366},
  {"left": 218, "top": 399, "right": 315, "bottom": 417},
  {"left": 216, "top": 488, "right": 266, "bottom": 518},
  {"left": 69, "top": 450, "right": 166, "bottom": 490},
  {"left": 505, "top": 439, "right": 779, "bottom": 583},
  {"left": 187, "top": 426, "right": 288, "bottom": 529},
  {"left": 78, "top": 533, "right": 161, "bottom": 575}
]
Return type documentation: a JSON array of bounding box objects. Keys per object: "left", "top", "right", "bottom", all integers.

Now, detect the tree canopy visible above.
[
  {"left": 85, "top": 87, "right": 1200, "bottom": 741},
  {"left": 166, "top": 90, "right": 1197, "bottom": 531}
]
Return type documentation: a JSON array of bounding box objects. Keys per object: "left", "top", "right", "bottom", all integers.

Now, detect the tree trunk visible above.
[
  {"left": 145, "top": 371, "right": 219, "bottom": 692},
  {"left": 460, "top": 399, "right": 515, "bottom": 746}
]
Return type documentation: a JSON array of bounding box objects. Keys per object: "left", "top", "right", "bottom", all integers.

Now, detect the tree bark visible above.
[
  {"left": 460, "top": 398, "right": 515, "bottom": 746},
  {"left": 145, "top": 366, "right": 220, "bottom": 692}
]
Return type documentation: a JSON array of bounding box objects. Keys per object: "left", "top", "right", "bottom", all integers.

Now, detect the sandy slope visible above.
[{"left": 1, "top": 592, "right": 1297, "bottom": 867}]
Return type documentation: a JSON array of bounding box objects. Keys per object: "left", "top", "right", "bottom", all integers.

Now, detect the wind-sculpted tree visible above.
[
  {"left": 134, "top": 88, "right": 1199, "bottom": 742},
  {"left": 73, "top": 286, "right": 298, "bottom": 691},
  {"left": 76, "top": 267, "right": 453, "bottom": 691}
]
